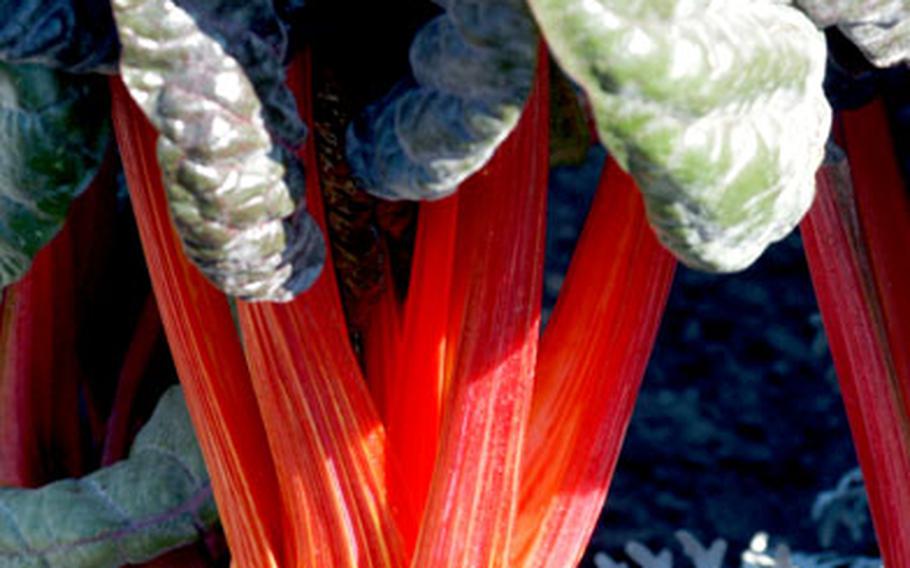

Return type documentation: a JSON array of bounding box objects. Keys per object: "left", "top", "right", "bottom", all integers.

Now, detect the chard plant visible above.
[{"left": 0, "top": 1, "right": 908, "bottom": 567}]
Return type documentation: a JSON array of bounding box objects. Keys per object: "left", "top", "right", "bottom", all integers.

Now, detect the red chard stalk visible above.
[{"left": 801, "top": 100, "right": 910, "bottom": 567}]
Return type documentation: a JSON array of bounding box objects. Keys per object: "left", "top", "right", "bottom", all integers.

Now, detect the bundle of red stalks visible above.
[{"left": 1, "top": 52, "right": 907, "bottom": 567}]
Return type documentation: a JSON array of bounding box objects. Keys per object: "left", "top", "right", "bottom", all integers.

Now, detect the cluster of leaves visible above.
[
  {"left": 1, "top": 0, "right": 908, "bottom": 294},
  {"left": 0, "top": 0, "right": 908, "bottom": 566}
]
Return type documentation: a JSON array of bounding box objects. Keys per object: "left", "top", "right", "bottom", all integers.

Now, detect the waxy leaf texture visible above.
[
  {"left": 0, "top": 387, "right": 216, "bottom": 568},
  {"left": 346, "top": 0, "right": 539, "bottom": 200},
  {"left": 0, "top": 63, "right": 109, "bottom": 289},
  {"left": 797, "top": 0, "right": 910, "bottom": 67},
  {"left": 528, "top": 0, "right": 831, "bottom": 272},
  {"left": 0, "top": 0, "right": 119, "bottom": 74},
  {"left": 112, "top": 0, "right": 325, "bottom": 301}
]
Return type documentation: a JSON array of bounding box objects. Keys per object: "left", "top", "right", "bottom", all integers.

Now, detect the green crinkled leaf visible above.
[
  {"left": 0, "top": 62, "right": 109, "bottom": 288},
  {"left": 346, "top": 0, "right": 539, "bottom": 200},
  {"left": 0, "top": 386, "right": 217, "bottom": 568},
  {"left": 528, "top": 0, "right": 831, "bottom": 272},
  {"left": 0, "top": 0, "right": 119, "bottom": 74},
  {"left": 797, "top": 0, "right": 910, "bottom": 68},
  {"left": 112, "top": 0, "right": 325, "bottom": 302}
]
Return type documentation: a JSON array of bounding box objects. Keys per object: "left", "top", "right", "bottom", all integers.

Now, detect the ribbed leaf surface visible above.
[
  {"left": 0, "top": 387, "right": 216, "bottom": 568},
  {"left": 797, "top": 0, "right": 910, "bottom": 67},
  {"left": 0, "top": 63, "right": 109, "bottom": 289},
  {"left": 0, "top": 0, "right": 119, "bottom": 73},
  {"left": 529, "top": 0, "right": 831, "bottom": 272},
  {"left": 346, "top": 0, "right": 538, "bottom": 200},
  {"left": 112, "top": 0, "right": 324, "bottom": 301}
]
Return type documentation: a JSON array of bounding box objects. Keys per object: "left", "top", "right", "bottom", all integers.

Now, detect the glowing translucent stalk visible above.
[
  {"left": 801, "top": 101, "right": 910, "bottom": 567},
  {"left": 382, "top": 195, "right": 459, "bottom": 552},
  {"left": 236, "top": 53, "right": 408, "bottom": 568},
  {"left": 512, "top": 159, "right": 675, "bottom": 566},
  {"left": 411, "top": 51, "right": 549, "bottom": 567},
  {"left": 110, "top": 79, "right": 285, "bottom": 568}
]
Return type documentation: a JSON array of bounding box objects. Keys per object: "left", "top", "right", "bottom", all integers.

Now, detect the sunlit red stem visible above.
[
  {"left": 512, "top": 159, "right": 675, "bottom": 566},
  {"left": 801, "top": 100, "right": 910, "bottom": 567},
  {"left": 0, "top": 221, "right": 83, "bottom": 486},
  {"left": 236, "top": 53, "right": 407, "bottom": 568},
  {"left": 381, "top": 195, "right": 459, "bottom": 552},
  {"left": 110, "top": 78, "right": 286, "bottom": 568},
  {"left": 239, "top": 289, "right": 406, "bottom": 568},
  {"left": 410, "top": 51, "right": 549, "bottom": 567}
]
